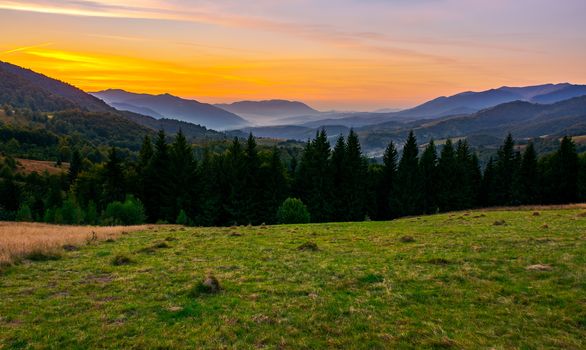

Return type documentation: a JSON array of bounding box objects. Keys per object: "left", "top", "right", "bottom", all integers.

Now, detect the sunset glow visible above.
[{"left": 1, "top": 0, "right": 585, "bottom": 110}]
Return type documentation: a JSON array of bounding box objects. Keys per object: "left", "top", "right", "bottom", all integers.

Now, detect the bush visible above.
[
  {"left": 16, "top": 204, "right": 32, "bottom": 222},
  {"left": 176, "top": 209, "right": 190, "bottom": 226},
  {"left": 60, "top": 199, "right": 83, "bottom": 225},
  {"left": 276, "top": 198, "right": 310, "bottom": 224},
  {"left": 102, "top": 196, "right": 146, "bottom": 226},
  {"left": 85, "top": 201, "right": 98, "bottom": 225}
]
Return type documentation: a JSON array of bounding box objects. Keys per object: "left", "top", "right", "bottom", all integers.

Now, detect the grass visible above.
[
  {"left": 0, "top": 222, "right": 153, "bottom": 266},
  {"left": 0, "top": 207, "right": 585, "bottom": 349}
]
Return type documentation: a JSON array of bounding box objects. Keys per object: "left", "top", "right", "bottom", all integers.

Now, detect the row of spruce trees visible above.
[{"left": 1, "top": 129, "right": 584, "bottom": 226}]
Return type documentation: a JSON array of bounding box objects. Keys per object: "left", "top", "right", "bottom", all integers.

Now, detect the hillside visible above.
[
  {"left": 0, "top": 61, "right": 112, "bottom": 113},
  {"left": 0, "top": 62, "right": 224, "bottom": 153},
  {"left": 92, "top": 89, "right": 249, "bottom": 131},
  {"left": 1, "top": 207, "right": 584, "bottom": 348}
]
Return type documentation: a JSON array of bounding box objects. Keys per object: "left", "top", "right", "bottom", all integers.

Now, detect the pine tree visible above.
[
  {"left": 494, "top": 134, "right": 520, "bottom": 205},
  {"left": 519, "top": 142, "right": 539, "bottom": 204},
  {"left": 170, "top": 130, "right": 197, "bottom": 220},
  {"left": 550, "top": 136, "right": 579, "bottom": 203},
  {"left": 225, "top": 137, "right": 248, "bottom": 225},
  {"left": 345, "top": 130, "right": 368, "bottom": 221},
  {"left": 143, "top": 130, "right": 172, "bottom": 222},
  {"left": 378, "top": 141, "right": 398, "bottom": 219},
  {"left": 330, "top": 135, "right": 347, "bottom": 221},
  {"left": 195, "top": 149, "right": 223, "bottom": 226},
  {"left": 419, "top": 140, "right": 438, "bottom": 214},
  {"left": 243, "top": 134, "right": 262, "bottom": 224},
  {"left": 394, "top": 131, "right": 421, "bottom": 216},
  {"left": 437, "top": 139, "right": 458, "bottom": 212},
  {"left": 68, "top": 149, "right": 83, "bottom": 185},
  {"left": 257, "top": 147, "right": 288, "bottom": 224},
  {"left": 296, "top": 129, "right": 333, "bottom": 222},
  {"left": 103, "top": 147, "right": 125, "bottom": 205}
]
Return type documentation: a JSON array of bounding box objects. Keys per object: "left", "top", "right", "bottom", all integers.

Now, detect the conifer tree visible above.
[
  {"left": 330, "top": 135, "right": 347, "bottom": 221},
  {"left": 103, "top": 147, "right": 125, "bottom": 205},
  {"left": 296, "top": 129, "right": 333, "bottom": 222},
  {"left": 143, "top": 130, "right": 171, "bottom": 222},
  {"left": 494, "top": 134, "right": 520, "bottom": 205},
  {"left": 68, "top": 149, "right": 83, "bottom": 185},
  {"left": 437, "top": 139, "right": 458, "bottom": 211},
  {"left": 378, "top": 141, "right": 398, "bottom": 219},
  {"left": 519, "top": 142, "right": 539, "bottom": 204},
  {"left": 225, "top": 137, "right": 248, "bottom": 225},
  {"left": 419, "top": 140, "right": 438, "bottom": 214},
  {"left": 550, "top": 136, "right": 579, "bottom": 203},
  {"left": 170, "top": 130, "right": 197, "bottom": 220},
  {"left": 258, "top": 147, "right": 288, "bottom": 224},
  {"left": 394, "top": 131, "right": 421, "bottom": 216}
]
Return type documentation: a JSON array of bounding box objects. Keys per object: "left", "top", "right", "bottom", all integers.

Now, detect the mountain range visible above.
[
  {"left": 91, "top": 89, "right": 248, "bottom": 131},
  {"left": 215, "top": 100, "right": 320, "bottom": 124},
  {"left": 0, "top": 61, "right": 223, "bottom": 148},
  {"left": 1, "top": 60, "right": 585, "bottom": 157}
]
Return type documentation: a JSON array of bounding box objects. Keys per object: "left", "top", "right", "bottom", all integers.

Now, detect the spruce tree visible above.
[
  {"left": 394, "top": 131, "right": 421, "bottom": 216},
  {"left": 419, "top": 140, "right": 438, "bottom": 214},
  {"left": 225, "top": 137, "right": 248, "bottom": 225},
  {"left": 345, "top": 130, "right": 367, "bottom": 221},
  {"left": 519, "top": 142, "right": 539, "bottom": 204},
  {"left": 296, "top": 129, "right": 333, "bottom": 222},
  {"left": 170, "top": 130, "right": 197, "bottom": 221},
  {"left": 330, "top": 135, "right": 347, "bottom": 221},
  {"left": 550, "top": 136, "right": 579, "bottom": 203},
  {"left": 437, "top": 139, "right": 458, "bottom": 212},
  {"left": 143, "top": 130, "right": 172, "bottom": 222},
  {"left": 494, "top": 134, "right": 520, "bottom": 205},
  {"left": 103, "top": 147, "right": 125, "bottom": 205},
  {"left": 258, "top": 147, "right": 288, "bottom": 224},
  {"left": 378, "top": 141, "right": 398, "bottom": 219},
  {"left": 68, "top": 149, "right": 83, "bottom": 185}
]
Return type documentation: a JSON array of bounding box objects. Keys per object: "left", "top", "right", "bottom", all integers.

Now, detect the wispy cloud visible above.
[{"left": 0, "top": 42, "right": 53, "bottom": 55}]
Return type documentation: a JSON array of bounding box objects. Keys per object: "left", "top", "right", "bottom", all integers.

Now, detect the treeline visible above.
[{"left": 1, "top": 130, "right": 585, "bottom": 226}]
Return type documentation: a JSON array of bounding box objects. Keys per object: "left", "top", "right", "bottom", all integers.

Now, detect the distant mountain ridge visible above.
[
  {"left": 92, "top": 89, "right": 249, "bottom": 131},
  {"left": 215, "top": 100, "right": 320, "bottom": 124},
  {"left": 294, "top": 83, "right": 586, "bottom": 128}
]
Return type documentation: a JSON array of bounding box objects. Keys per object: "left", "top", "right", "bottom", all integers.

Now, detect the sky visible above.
[{"left": 0, "top": 0, "right": 585, "bottom": 111}]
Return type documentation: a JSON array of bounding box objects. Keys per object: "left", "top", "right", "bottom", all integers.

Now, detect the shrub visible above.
[
  {"left": 60, "top": 199, "right": 83, "bottom": 225},
  {"left": 85, "top": 201, "right": 98, "bottom": 225},
  {"left": 176, "top": 209, "right": 190, "bottom": 226},
  {"left": 16, "top": 204, "right": 32, "bottom": 222},
  {"left": 276, "top": 198, "right": 310, "bottom": 224},
  {"left": 102, "top": 196, "right": 146, "bottom": 225}
]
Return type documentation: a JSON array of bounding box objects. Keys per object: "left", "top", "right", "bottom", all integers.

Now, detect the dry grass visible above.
[{"left": 0, "top": 222, "right": 151, "bottom": 266}]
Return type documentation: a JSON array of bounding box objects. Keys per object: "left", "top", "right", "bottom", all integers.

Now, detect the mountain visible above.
[
  {"left": 215, "top": 100, "right": 320, "bottom": 124},
  {"left": 357, "top": 96, "right": 586, "bottom": 155},
  {"left": 392, "top": 83, "right": 586, "bottom": 121},
  {"left": 0, "top": 61, "right": 223, "bottom": 149},
  {"left": 0, "top": 61, "right": 112, "bottom": 113},
  {"left": 92, "top": 89, "right": 249, "bottom": 131}
]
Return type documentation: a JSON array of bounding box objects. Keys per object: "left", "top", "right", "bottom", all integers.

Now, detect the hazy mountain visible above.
[
  {"left": 356, "top": 96, "right": 586, "bottom": 155},
  {"left": 392, "top": 83, "right": 586, "bottom": 120},
  {"left": 92, "top": 89, "right": 249, "bottom": 131},
  {"left": 215, "top": 100, "right": 320, "bottom": 124}
]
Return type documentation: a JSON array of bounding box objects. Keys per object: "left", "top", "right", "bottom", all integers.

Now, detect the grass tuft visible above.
[
  {"left": 111, "top": 254, "right": 133, "bottom": 266},
  {"left": 298, "top": 241, "right": 319, "bottom": 251}
]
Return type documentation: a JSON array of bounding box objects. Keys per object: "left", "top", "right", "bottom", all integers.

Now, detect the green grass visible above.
[{"left": 1, "top": 208, "right": 585, "bottom": 349}]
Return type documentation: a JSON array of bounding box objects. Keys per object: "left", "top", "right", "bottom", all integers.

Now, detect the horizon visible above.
[{"left": 1, "top": 1, "right": 585, "bottom": 110}]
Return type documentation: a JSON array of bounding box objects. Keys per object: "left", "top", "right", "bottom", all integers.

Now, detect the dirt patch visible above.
[
  {"left": 493, "top": 220, "right": 507, "bottom": 226},
  {"left": 526, "top": 264, "right": 552, "bottom": 271},
  {"left": 427, "top": 258, "right": 452, "bottom": 265},
  {"left": 298, "top": 242, "right": 319, "bottom": 251},
  {"left": 400, "top": 236, "right": 415, "bottom": 243},
  {"left": 532, "top": 212, "right": 540, "bottom": 216},
  {"left": 111, "top": 255, "right": 133, "bottom": 266},
  {"left": 190, "top": 275, "right": 222, "bottom": 296}
]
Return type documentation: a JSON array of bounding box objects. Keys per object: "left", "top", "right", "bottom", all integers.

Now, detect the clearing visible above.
[{"left": 0, "top": 208, "right": 585, "bottom": 348}]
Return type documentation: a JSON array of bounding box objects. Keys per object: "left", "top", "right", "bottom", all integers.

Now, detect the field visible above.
[
  {"left": 0, "top": 222, "right": 151, "bottom": 266},
  {"left": 1, "top": 208, "right": 585, "bottom": 349}
]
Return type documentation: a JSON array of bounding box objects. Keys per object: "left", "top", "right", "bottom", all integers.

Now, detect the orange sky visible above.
[{"left": 1, "top": 0, "right": 585, "bottom": 110}]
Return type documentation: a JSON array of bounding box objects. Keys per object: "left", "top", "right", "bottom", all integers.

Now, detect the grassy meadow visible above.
[{"left": 0, "top": 207, "right": 585, "bottom": 349}]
